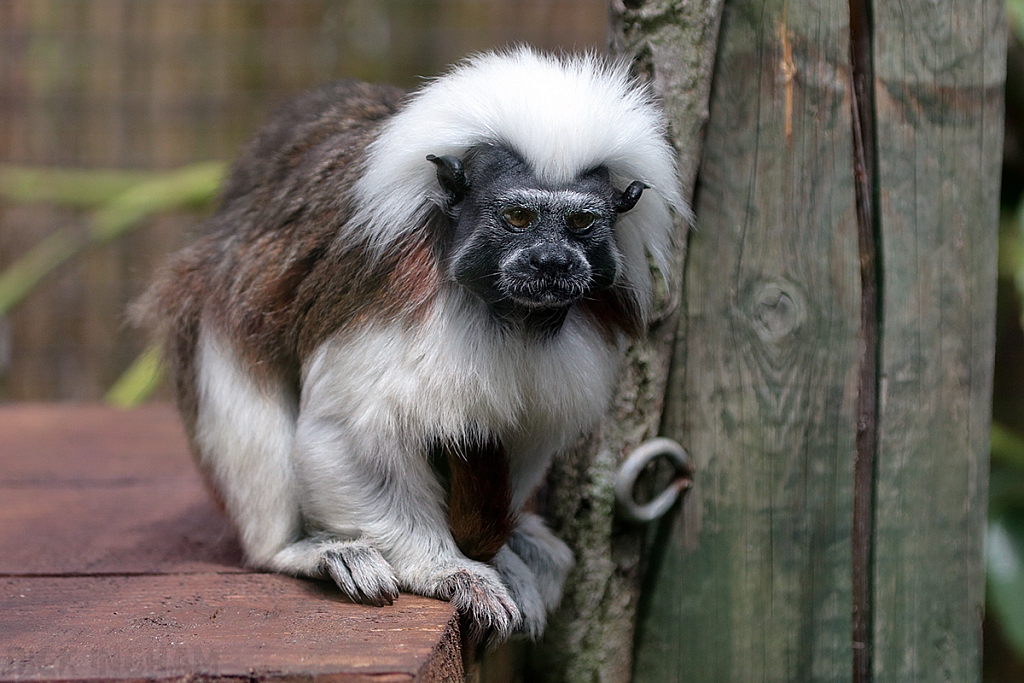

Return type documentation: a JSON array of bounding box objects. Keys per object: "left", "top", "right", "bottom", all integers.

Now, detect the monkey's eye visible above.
[
  {"left": 566, "top": 211, "right": 598, "bottom": 232},
  {"left": 501, "top": 207, "right": 536, "bottom": 230}
]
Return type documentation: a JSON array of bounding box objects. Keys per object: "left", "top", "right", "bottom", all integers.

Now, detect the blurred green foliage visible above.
[
  {"left": 0, "top": 161, "right": 226, "bottom": 406},
  {"left": 104, "top": 344, "right": 166, "bottom": 409},
  {"left": 992, "top": 203, "right": 1024, "bottom": 662},
  {"left": 990, "top": 3, "right": 1024, "bottom": 669}
]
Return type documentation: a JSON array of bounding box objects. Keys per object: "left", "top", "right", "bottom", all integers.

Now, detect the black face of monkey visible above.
[{"left": 428, "top": 145, "right": 645, "bottom": 319}]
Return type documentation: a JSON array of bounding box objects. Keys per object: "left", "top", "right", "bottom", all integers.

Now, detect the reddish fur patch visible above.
[
  {"left": 438, "top": 436, "right": 516, "bottom": 563},
  {"left": 134, "top": 78, "right": 415, "bottom": 450},
  {"left": 388, "top": 238, "right": 441, "bottom": 321}
]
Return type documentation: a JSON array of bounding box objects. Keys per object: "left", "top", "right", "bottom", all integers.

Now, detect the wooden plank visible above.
[
  {"left": 0, "top": 405, "right": 463, "bottom": 683},
  {"left": 870, "top": 2, "right": 1004, "bottom": 681},
  {"left": 0, "top": 404, "right": 193, "bottom": 481},
  {"left": 632, "top": 0, "right": 861, "bottom": 680},
  {"left": 0, "top": 575, "right": 460, "bottom": 683},
  {"left": 0, "top": 482, "right": 242, "bottom": 576}
]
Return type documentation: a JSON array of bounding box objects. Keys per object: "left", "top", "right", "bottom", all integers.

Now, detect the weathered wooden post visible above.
[{"left": 539, "top": 0, "right": 1004, "bottom": 682}]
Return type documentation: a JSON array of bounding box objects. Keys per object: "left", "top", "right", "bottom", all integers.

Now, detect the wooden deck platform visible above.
[{"left": 0, "top": 404, "right": 463, "bottom": 683}]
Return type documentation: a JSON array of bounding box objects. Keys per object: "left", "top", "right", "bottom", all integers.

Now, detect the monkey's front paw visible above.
[
  {"left": 321, "top": 541, "right": 400, "bottom": 607},
  {"left": 433, "top": 563, "right": 522, "bottom": 644}
]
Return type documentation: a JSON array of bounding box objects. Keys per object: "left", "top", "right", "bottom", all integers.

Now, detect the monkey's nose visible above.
[{"left": 527, "top": 245, "right": 575, "bottom": 277}]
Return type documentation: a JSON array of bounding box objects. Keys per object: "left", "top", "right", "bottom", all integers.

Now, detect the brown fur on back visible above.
[{"left": 134, "top": 80, "right": 431, "bottom": 442}]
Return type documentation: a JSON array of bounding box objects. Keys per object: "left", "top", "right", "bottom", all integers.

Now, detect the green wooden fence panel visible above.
[
  {"left": 633, "top": 0, "right": 1003, "bottom": 680},
  {"left": 871, "top": 1, "right": 1004, "bottom": 681},
  {"left": 634, "top": 0, "right": 861, "bottom": 680}
]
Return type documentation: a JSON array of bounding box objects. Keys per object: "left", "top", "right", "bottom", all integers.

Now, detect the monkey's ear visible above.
[
  {"left": 614, "top": 181, "right": 648, "bottom": 213},
  {"left": 427, "top": 154, "right": 469, "bottom": 204}
]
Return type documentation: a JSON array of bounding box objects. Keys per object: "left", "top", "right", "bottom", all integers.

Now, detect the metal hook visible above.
[{"left": 614, "top": 438, "right": 693, "bottom": 523}]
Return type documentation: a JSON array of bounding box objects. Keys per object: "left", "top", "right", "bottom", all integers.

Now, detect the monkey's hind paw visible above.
[
  {"left": 492, "top": 545, "right": 547, "bottom": 640},
  {"left": 321, "top": 541, "right": 400, "bottom": 607},
  {"left": 435, "top": 564, "right": 523, "bottom": 644},
  {"left": 507, "top": 513, "right": 574, "bottom": 611}
]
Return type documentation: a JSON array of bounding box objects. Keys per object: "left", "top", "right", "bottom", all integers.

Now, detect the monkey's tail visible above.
[{"left": 129, "top": 244, "right": 211, "bottom": 442}]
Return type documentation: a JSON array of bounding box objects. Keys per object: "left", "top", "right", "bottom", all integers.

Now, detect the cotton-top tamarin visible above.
[{"left": 136, "top": 48, "right": 683, "bottom": 642}]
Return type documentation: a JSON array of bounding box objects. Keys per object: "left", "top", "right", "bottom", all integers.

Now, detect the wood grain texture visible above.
[
  {"left": 871, "top": 1, "right": 1004, "bottom": 680},
  {"left": 0, "top": 575, "right": 459, "bottom": 683},
  {"left": 628, "top": 0, "right": 1003, "bottom": 681},
  {"left": 633, "top": 0, "right": 862, "bottom": 680},
  {"left": 0, "top": 404, "right": 243, "bottom": 576},
  {"left": 0, "top": 404, "right": 463, "bottom": 683},
  {"left": 0, "top": 404, "right": 193, "bottom": 481},
  {"left": 0, "top": 483, "right": 243, "bottom": 576}
]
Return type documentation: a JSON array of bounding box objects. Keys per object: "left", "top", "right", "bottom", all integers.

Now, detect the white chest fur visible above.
[{"left": 300, "top": 289, "right": 624, "bottom": 505}]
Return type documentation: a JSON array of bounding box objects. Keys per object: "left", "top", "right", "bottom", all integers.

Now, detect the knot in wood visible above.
[{"left": 749, "top": 281, "right": 805, "bottom": 343}]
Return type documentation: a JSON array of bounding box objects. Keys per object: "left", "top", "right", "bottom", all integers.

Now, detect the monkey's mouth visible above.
[{"left": 498, "top": 274, "right": 591, "bottom": 308}]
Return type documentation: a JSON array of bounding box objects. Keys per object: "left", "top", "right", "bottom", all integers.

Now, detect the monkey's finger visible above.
[
  {"left": 358, "top": 583, "right": 397, "bottom": 608},
  {"left": 440, "top": 567, "right": 523, "bottom": 644},
  {"left": 347, "top": 556, "right": 399, "bottom": 607},
  {"left": 322, "top": 549, "right": 361, "bottom": 602},
  {"left": 352, "top": 570, "right": 398, "bottom": 607}
]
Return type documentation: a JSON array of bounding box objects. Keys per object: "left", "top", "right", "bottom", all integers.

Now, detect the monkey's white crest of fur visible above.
[{"left": 350, "top": 47, "right": 685, "bottom": 316}]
